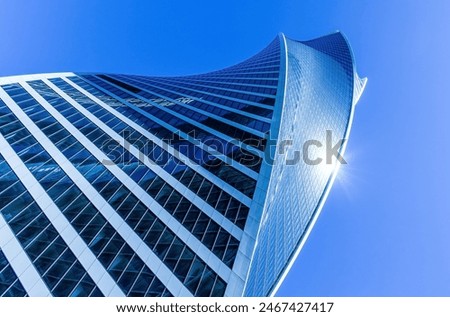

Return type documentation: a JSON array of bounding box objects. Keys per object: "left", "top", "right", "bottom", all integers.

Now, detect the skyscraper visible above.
[{"left": 0, "top": 32, "right": 366, "bottom": 297}]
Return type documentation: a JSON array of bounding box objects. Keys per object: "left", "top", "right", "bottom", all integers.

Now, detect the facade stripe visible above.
[
  {"left": 213, "top": 58, "right": 280, "bottom": 70},
  {"left": 0, "top": 73, "right": 75, "bottom": 86},
  {"left": 2, "top": 84, "right": 192, "bottom": 297},
  {"left": 209, "top": 70, "right": 279, "bottom": 77}
]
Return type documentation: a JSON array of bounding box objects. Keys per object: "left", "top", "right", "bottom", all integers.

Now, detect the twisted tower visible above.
[{"left": 0, "top": 32, "right": 366, "bottom": 297}]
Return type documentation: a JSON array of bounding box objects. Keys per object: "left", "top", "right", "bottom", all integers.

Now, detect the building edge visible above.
[
  {"left": 234, "top": 32, "right": 289, "bottom": 296},
  {"left": 266, "top": 31, "right": 367, "bottom": 297}
]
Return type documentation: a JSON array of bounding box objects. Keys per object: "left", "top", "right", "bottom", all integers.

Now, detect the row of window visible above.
[
  {"left": 117, "top": 75, "right": 273, "bottom": 133},
  {"left": 160, "top": 76, "right": 278, "bottom": 89},
  {"left": 147, "top": 75, "right": 278, "bottom": 96},
  {"left": 205, "top": 69, "right": 278, "bottom": 81},
  {"left": 169, "top": 73, "right": 279, "bottom": 82},
  {"left": 216, "top": 58, "right": 280, "bottom": 72},
  {"left": 0, "top": 249, "right": 27, "bottom": 297},
  {"left": 189, "top": 71, "right": 279, "bottom": 79}
]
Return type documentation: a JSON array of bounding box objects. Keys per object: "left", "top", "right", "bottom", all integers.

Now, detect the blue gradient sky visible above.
[{"left": 1, "top": 1, "right": 449, "bottom": 296}]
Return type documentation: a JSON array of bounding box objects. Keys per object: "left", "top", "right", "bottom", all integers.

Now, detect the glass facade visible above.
[
  {"left": 244, "top": 33, "right": 366, "bottom": 296},
  {"left": 0, "top": 32, "right": 365, "bottom": 297}
]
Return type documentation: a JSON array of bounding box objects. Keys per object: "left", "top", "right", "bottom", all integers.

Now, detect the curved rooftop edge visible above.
[{"left": 0, "top": 72, "right": 75, "bottom": 85}]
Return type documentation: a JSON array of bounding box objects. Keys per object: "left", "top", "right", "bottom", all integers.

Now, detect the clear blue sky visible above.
[{"left": 1, "top": 1, "right": 449, "bottom": 296}]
